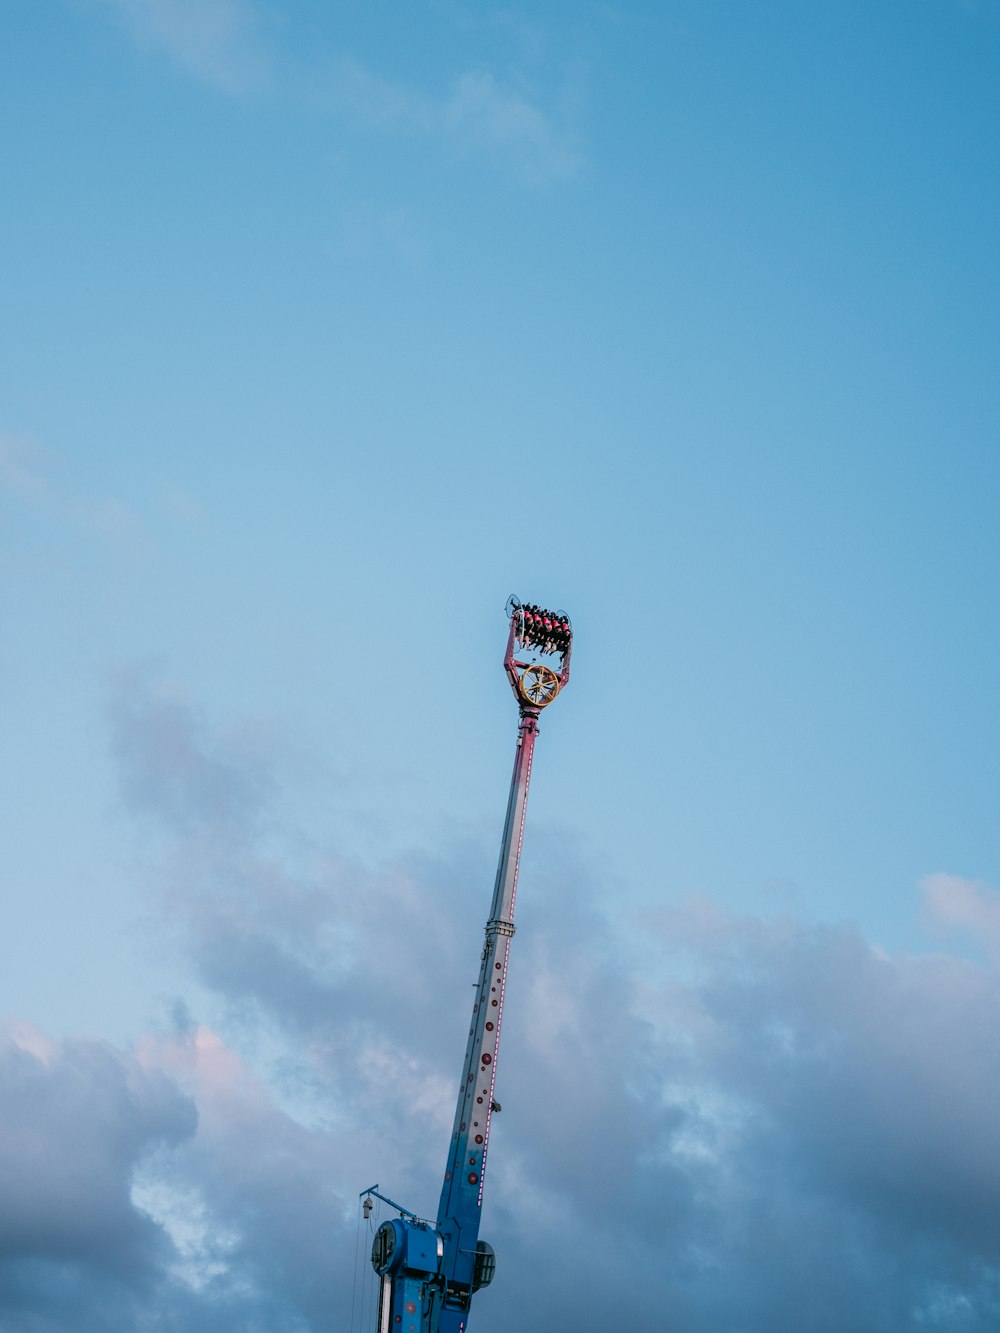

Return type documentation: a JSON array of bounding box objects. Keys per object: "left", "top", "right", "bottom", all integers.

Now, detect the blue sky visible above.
[{"left": 2, "top": 2, "right": 1000, "bottom": 1329}]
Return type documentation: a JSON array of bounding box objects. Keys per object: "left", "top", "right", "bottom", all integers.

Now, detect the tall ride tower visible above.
[{"left": 361, "top": 597, "right": 573, "bottom": 1333}]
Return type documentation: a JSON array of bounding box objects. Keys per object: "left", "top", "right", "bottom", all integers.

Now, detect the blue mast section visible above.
[
  {"left": 363, "top": 599, "right": 571, "bottom": 1333},
  {"left": 433, "top": 707, "right": 538, "bottom": 1328}
]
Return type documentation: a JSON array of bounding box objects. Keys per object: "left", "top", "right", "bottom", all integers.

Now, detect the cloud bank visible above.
[{"left": 4, "top": 674, "right": 1000, "bottom": 1330}]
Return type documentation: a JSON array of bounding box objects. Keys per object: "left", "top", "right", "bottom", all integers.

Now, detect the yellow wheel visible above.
[{"left": 518, "top": 664, "right": 561, "bottom": 707}]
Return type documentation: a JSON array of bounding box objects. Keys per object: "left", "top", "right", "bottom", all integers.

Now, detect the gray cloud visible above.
[
  {"left": 13, "top": 672, "right": 1000, "bottom": 1330},
  {"left": 628, "top": 898, "right": 1000, "bottom": 1330},
  {"left": 0, "top": 1024, "right": 195, "bottom": 1273},
  {"left": 0, "top": 1013, "right": 356, "bottom": 1331},
  {"left": 134, "top": 1021, "right": 354, "bottom": 1332},
  {"left": 646, "top": 900, "right": 1000, "bottom": 1247},
  {"left": 0, "top": 1022, "right": 198, "bottom": 1328},
  {"left": 110, "top": 667, "right": 277, "bottom": 839}
]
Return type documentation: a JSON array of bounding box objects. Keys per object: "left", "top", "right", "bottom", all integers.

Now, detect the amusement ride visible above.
[{"left": 358, "top": 596, "right": 573, "bottom": 1333}]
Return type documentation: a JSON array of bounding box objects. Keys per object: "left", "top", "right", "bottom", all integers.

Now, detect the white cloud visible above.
[
  {"left": 130, "top": 1172, "right": 237, "bottom": 1292},
  {"left": 85, "top": 5, "right": 581, "bottom": 180},
  {"left": 329, "top": 56, "right": 582, "bottom": 185},
  {"left": 443, "top": 69, "right": 581, "bottom": 183},
  {"left": 0, "top": 428, "right": 150, "bottom": 564},
  {"left": 921, "top": 872, "right": 1000, "bottom": 962},
  {"left": 0, "top": 432, "right": 51, "bottom": 499},
  {"left": 93, "top": 0, "right": 270, "bottom": 93}
]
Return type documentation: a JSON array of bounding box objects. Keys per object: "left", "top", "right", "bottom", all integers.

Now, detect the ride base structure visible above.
[{"left": 360, "top": 597, "right": 573, "bottom": 1333}]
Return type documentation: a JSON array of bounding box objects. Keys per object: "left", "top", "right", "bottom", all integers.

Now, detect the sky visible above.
[{"left": 2, "top": 0, "right": 1000, "bottom": 1328}]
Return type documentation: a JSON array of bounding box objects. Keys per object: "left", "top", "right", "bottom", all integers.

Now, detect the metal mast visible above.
[{"left": 361, "top": 597, "right": 573, "bottom": 1333}]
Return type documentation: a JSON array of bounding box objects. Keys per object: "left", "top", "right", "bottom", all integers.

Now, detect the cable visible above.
[{"left": 350, "top": 1197, "right": 364, "bottom": 1333}]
